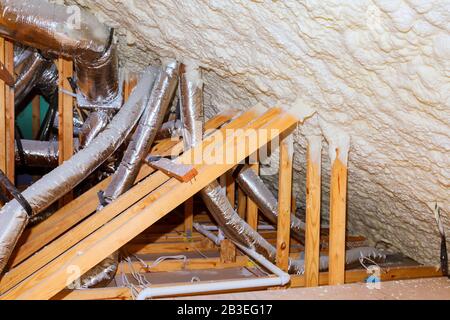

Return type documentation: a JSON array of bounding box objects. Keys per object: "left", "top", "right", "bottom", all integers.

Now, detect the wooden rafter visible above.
[{"left": 1, "top": 106, "right": 298, "bottom": 299}]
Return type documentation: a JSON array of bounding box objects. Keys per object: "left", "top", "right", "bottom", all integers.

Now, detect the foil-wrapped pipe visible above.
[
  {"left": 82, "top": 64, "right": 177, "bottom": 288},
  {"left": 0, "top": 68, "right": 158, "bottom": 274},
  {"left": 78, "top": 110, "right": 111, "bottom": 149},
  {"left": 179, "top": 63, "right": 204, "bottom": 149},
  {"left": 14, "top": 139, "right": 81, "bottom": 168},
  {"left": 102, "top": 61, "right": 179, "bottom": 204},
  {"left": 14, "top": 48, "right": 47, "bottom": 108},
  {"left": 296, "top": 247, "right": 385, "bottom": 274},
  {"left": 0, "top": 0, "right": 121, "bottom": 108},
  {"left": 36, "top": 59, "right": 58, "bottom": 102},
  {"left": 235, "top": 165, "right": 306, "bottom": 238},
  {"left": 77, "top": 251, "right": 119, "bottom": 289},
  {"left": 178, "top": 62, "right": 305, "bottom": 274}
]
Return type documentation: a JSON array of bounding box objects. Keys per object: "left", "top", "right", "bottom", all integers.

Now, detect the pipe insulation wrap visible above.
[
  {"left": 236, "top": 165, "right": 307, "bottom": 234},
  {"left": 0, "top": 0, "right": 121, "bottom": 108},
  {"left": 177, "top": 62, "right": 301, "bottom": 274},
  {"left": 103, "top": 61, "right": 179, "bottom": 204},
  {"left": 0, "top": 67, "right": 158, "bottom": 274},
  {"left": 15, "top": 139, "right": 79, "bottom": 168},
  {"left": 82, "top": 63, "right": 178, "bottom": 288}
]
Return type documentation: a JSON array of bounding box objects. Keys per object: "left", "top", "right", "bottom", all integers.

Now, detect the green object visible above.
[{"left": 16, "top": 96, "right": 49, "bottom": 139}]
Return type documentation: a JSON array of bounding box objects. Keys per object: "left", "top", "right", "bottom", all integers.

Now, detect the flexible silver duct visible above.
[
  {"left": 14, "top": 48, "right": 46, "bottom": 107},
  {"left": 0, "top": 0, "right": 121, "bottom": 108},
  {"left": 177, "top": 63, "right": 301, "bottom": 274},
  {"left": 15, "top": 139, "right": 79, "bottom": 168},
  {"left": 80, "top": 63, "right": 178, "bottom": 288},
  {"left": 102, "top": 62, "right": 179, "bottom": 204},
  {"left": 78, "top": 110, "right": 111, "bottom": 149},
  {"left": 235, "top": 165, "right": 306, "bottom": 236},
  {"left": 179, "top": 63, "right": 204, "bottom": 150},
  {"left": 0, "top": 68, "right": 157, "bottom": 274}
]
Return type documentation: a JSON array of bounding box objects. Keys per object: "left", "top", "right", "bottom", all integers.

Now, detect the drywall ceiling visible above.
[{"left": 67, "top": 0, "right": 449, "bottom": 266}]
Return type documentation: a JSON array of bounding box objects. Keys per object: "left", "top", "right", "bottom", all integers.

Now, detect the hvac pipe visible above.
[
  {"left": 178, "top": 62, "right": 305, "bottom": 274},
  {"left": 0, "top": 68, "right": 157, "bottom": 274},
  {"left": 102, "top": 61, "right": 179, "bottom": 204},
  {"left": 137, "top": 239, "right": 290, "bottom": 300},
  {"left": 0, "top": 0, "right": 121, "bottom": 108},
  {"left": 80, "top": 62, "right": 178, "bottom": 288}
]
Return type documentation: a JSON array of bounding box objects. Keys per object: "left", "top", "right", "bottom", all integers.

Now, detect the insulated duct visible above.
[
  {"left": 15, "top": 139, "right": 79, "bottom": 168},
  {"left": 82, "top": 63, "right": 177, "bottom": 288},
  {"left": 0, "top": 68, "right": 157, "bottom": 274},
  {"left": 178, "top": 63, "right": 303, "bottom": 274},
  {"left": 0, "top": 0, "right": 121, "bottom": 108},
  {"left": 235, "top": 165, "right": 306, "bottom": 238},
  {"left": 102, "top": 61, "right": 179, "bottom": 204}
]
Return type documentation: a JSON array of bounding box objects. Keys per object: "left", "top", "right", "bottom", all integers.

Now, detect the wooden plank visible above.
[
  {"left": 328, "top": 149, "right": 349, "bottom": 285},
  {"left": 246, "top": 159, "right": 259, "bottom": 230},
  {"left": 1, "top": 108, "right": 297, "bottom": 299},
  {"left": 0, "top": 107, "right": 274, "bottom": 294},
  {"left": 304, "top": 137, "right": 322, "bottom": 287},
  {"left": 124, "top": 240, "right": 215, "bottom": 255},
  {"left": 225, "top": 170, "right": 235, "bottom": 206},
  {"left": 275, "top": 132, "right": 293, "bottom": 272},
  {"left": 0, "top": 38, "right": 14, "bottom": 182},
  {"left": 118, "top": 255, "right": 247, "bottom": 274},
  {"left": 57, "top": 58, "right": 74, "bottom": 205},
  {"left": 184, "top": 197, "right": 194, "bottom": 238},
  {"left": 146, "top": 157, "right": 198, "bottom": 182},
  {"left": 237, "top": 186, "right": 246, "bottom": 219},
  {"left": 220, "top": 239, "right": 237, "bottom": 264},
  {"left": 31, "top": 96, "right": 41, "bottom": 139},
  {"left": 291, "top": 265, "right": 442, "bottom": 288},
  {"left": 54, "top": 287, "right": 133, "bottom": 300},
  {"left": 8, "top": 110, "right": 236, "bottom": 267},
  {"left": 55, "top": 266, "right": 443, "bottom": 300}
]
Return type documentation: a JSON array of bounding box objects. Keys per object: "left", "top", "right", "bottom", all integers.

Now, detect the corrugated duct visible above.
[{"left": 0, "top": 68, "right": 157, "bottom": 274}]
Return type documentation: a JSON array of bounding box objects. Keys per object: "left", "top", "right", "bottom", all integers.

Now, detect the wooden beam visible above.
[
  {"left": 0, "top": 38, "right": 14, "bottom": 182},
  {"left": 276, "top": 132, "right": 293, "bottom": 272},
  {"left": 184, "top": 197, "right": 194, "bottom": 238},
  {"left": 146, "top": 157, "right": 198, "bottom": 182},
  {"left": 0, "top": 107, "right": 271, "bottom": 294},
  {"left": 328, "top": 148, "right": 349, "bottom": 285},
  {"left": 220, "top": 239, "right": 237, "bottom": 264},
  {"left": 246, "top": 159, "right": 259, "bottom": 230},
  {"left": 225, "top": 170, "right": 235, "bottom": 206},
  {"left": 31, "top": 96, "right": 41, "bottom": 139},
  {"left": 237, "top": 186, "right": 246, "bottom": 219},
  {"left": 118, "top": 255, "right": 247, "bottom": 274},
  {"left": 304, "top": 136, "right": 322, "bottom": 287},
  {"left": 7, "top": 110, "right": 236, "bottom": 268},
  {"left": 291, "top": 265, "right": 442, "bottom": 288},
  {"left": 57, "top": 58, "right": 74, "bottom": 205},
  {"left": 1, "top": 107, "right": 297, "bottom": 299}
]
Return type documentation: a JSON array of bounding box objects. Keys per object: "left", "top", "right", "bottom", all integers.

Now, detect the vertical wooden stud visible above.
[
  {"left": 305, "top": 136, "right": 322, "bottom": 287},
  {"left": 184, "top": 197, "right": 194, "bottom": 238},
  {"left": 0, "top": 38, "right": 15, "bottom": 182},
  {"left": 328, "top": 147, "right": 349, "bottom": 285},
  {"left": 276, "top": 132, "right": 293, "bottom": 271},
  {"left": 57, "top": 58, "right": 74, "bottom": 205},
  {"left": 220, "top": 239, "right": 236, "bottom": 264},
  {"left": 237, "top": 187, "right": 247, "bottom": 219},
  {"left": 226, "top": 170, "right": 235, "bottom": 207},
  {"left": 246, "top": 156, "right": 259, "bottom": 230}
]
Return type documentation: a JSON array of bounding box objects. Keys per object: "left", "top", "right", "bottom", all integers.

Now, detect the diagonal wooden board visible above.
[
  {"left": 1, "top": 106, "right": 298, "bottom": 299},
  {"left": 0, "top": 106, "right": 280, "bottom": 295},
  {"left": 0, "top": 109, "right": 241, "bottom": 293},
  {"left": 7, "top": 110, "right": 238, "bottom": 268}
]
